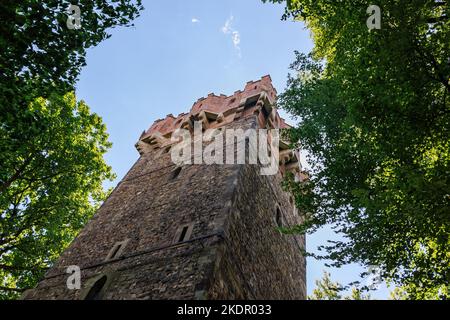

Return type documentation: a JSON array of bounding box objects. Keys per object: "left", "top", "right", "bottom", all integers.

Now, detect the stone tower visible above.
[{"left": 24, "top": 75, "right": 307, "bottom": 300}]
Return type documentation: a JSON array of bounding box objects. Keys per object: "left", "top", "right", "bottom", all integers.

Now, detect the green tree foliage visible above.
[
  {"left": 0, "top": 1, "right": 142, "bottom": 298},
  {"left": 390, "top": 281, "right": 449, "bottom": 299},
  {"left": 266, "top": 0, "right": 450, "bottom": 298},
  {"left": 0, "top": 0, "right": 143, "bottom": 112},
  {"left": 309, "top": 271, "right": 370, "bottom": 300},
  {"left": 0, "top": 93, "right": 115, "bottom": 299}
]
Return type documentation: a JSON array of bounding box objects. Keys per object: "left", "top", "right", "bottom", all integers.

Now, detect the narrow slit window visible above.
[
  {"left": 173, "top": 223, "right": 194, "bottom": 244},
  {"left": 170, "top": 167, "right": 182, "bottom": 180},
  {"left": 275, "top": 207, "right": 283, "bottom": 228},
  {"left": 178, "top": 226, "right": 189, "bottom": 242},
  {"left": 106, "top": 239, "right": 129, "bottom": 261},
  {"left": 109, "top": 244, "right": 122, "bottom": 260}
]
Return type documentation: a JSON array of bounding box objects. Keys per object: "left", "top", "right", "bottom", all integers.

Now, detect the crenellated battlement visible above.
[
  {"left": 139, "top": 75, "right": 281, "bottom": 141},
  {"left": 135, "top": 75, "right": 303, "bottom": 179}
]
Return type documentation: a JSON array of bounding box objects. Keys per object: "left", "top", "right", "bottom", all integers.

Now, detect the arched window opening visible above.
[{"left": 84, "top": 276, "right": 108, "bottom": 300}]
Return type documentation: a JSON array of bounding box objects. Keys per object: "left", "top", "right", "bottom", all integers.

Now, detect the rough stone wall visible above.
[
  {"left": 207, "top": 118, "right": 306, "bottom": 300},
  {"left": 24, "top": 77, "right": 306, "bottom": 300},
  {"left": 23, "top": 142, "right": 240, "bottom": 299}
]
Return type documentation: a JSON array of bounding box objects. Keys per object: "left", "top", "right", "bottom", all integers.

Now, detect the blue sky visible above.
[{"left": 76, "top": 0, "right": 390, "bottom": 299}]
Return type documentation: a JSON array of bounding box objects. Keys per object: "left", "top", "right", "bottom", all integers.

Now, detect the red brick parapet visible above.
[
  {"left": 139, "top": 75, "right": 289, "bottom": 139},
  {"left": 136, "top": 75, "right": 305, "bottom": 180}
]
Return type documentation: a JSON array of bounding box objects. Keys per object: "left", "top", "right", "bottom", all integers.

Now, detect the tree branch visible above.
[{"left": 0, "top": 155, "right": 34, "bottom": 195}]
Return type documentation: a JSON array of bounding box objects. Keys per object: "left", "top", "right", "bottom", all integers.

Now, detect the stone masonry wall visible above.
[
  {"left": 24, "top": 77, "right": 306, "bottom": 300},
  {"left": 207, "top": 117, "right": 306, "bottom": 300},
  {"left": 23, "top": 140, "right": 240, "bottom": 299}
]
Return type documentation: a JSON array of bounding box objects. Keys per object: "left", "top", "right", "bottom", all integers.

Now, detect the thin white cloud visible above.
[
  {"left": 221, "top": 15, "right": 241, "bottom": 58},
  {"left": 221, "top": 15, "right": 234, "bottom": 34},
  {"left": 232, "top": 31, "right": 240, "bottom": 47},
  {"left": 191, "top": 18, "right": 200, "bottom": 23}
]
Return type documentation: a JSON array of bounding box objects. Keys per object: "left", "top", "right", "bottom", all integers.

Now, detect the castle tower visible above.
[{"left": 24, "top": 76, "right": 307, "bottom": 300}]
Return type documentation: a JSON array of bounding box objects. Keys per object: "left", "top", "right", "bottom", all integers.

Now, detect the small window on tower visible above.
[
  {"left": 105, "top": 239, "right": 129, "bottom": 261},
  {"left": 178, "top": 226, "right": 189, "bottom": 242},
  {"left": 275, "top": 207, "right": 283, "bottom": 228},
  {"left": 170, "top": 167, "right": 182, "bottom": 180},
  {"left": 110, "top": 244, "right": 122, "bottom": 259},
  {"left": 84, "top": 275, "right": 108, "bottom": 300},
  {"left": 173, "top": 223, "right": 194, "bottom": 244}
]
